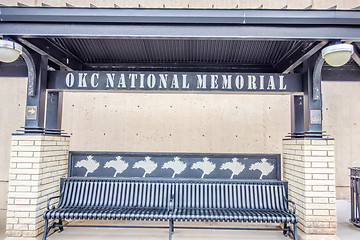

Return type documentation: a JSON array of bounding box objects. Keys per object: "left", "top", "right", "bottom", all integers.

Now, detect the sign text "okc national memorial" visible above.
[{"left": 48, "top": 71, "right": 303, "bottom": 93}]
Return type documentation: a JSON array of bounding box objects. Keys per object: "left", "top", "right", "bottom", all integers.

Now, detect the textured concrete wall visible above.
[
  {"left": 322, "top": 81, "right": 360, "bottom": 199},
  {"left": 0, "top": 0, "right": 358, "bottom": 9},
  {"left": 62, "top": 92, "right": 291, "bottom": 154},
  {"left": 0, "top": 77, "right": 27, "bottom": 210}
]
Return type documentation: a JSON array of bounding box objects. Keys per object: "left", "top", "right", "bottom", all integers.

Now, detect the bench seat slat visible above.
[
  {"left": 45, "top": 207, "right": 172, "bottom": 220},
  {"left": 44, "top": 178, "right": 298, "bottom": 224},
  {"left": 171, "top": 209, "right": 297, "bottom": 223}
]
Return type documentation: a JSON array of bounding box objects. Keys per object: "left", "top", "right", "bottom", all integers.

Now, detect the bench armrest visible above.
[
  {"left": 47, "top": 196, "right": 61, "bottom": 210},
  {"left": 285, "top": 198, "right": 296, "bottom": 214}
]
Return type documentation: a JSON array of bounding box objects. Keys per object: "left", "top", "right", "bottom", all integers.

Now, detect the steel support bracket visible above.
[
  {"left": 312, "top": 54, "right": 324, "bottom": 101},
  {"left": 352, "top": 43, "right": 360, "bottom": 67},
  {"left": 20, "top": 47, "right": 37, "bottom": 97}
]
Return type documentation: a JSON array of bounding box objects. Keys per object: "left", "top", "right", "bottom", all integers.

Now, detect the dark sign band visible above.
[{"left": 48, "top": 71, "right": 303, "bottom": 93}]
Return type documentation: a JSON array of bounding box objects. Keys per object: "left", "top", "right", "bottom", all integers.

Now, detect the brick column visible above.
[
  {"left": 6, "top": 134, "right": 69, "bottom": 239},
  {"left": 283, "top": 139, "right": 337, "bottom": 240}
]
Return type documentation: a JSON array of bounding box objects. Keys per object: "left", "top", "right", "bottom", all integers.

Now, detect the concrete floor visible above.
[
  {"left": 336, "top": 200, "right": 360, "bottom": 240},
  {"left": 0, "top": 210, "right": 5, "bottom": 240},
  {"left": 0, "top": 200, "right": 359, "bottom": 240},
  {"left": 45, "top": 221, "right": 287, "bottom": 240}
]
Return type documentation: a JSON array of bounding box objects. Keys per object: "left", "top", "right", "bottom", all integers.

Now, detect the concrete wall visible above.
[
  {"left": 0, "top": 77, "right": 27, "bottom": 210},
  {"left": 62, "top": 92, "right": 290, "bottom": 154},
  {"left": 0, "top": 0, "right": 359, "bottom": 9},
  {"left": 322, "top": 81, "right": 360, "bottom": 199}
]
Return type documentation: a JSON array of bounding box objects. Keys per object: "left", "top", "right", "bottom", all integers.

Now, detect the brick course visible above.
[
  {"left": 283, "top": 139, "right": 337, "bottom": 236},
  {"left": 6, "top": 134, "right": 69, "bottom": 238}
]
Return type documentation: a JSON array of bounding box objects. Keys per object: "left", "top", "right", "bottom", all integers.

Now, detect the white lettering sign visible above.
[{"left": 58, "top": 71, "right": 299, "bottom": 92}]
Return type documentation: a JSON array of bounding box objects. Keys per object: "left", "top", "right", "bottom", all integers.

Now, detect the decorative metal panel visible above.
[{"left": 68, "top": 152, "right": 281, "bottom": 180}]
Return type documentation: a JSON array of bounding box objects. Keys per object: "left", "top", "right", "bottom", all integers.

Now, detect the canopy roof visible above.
[{"left": 0, "top": 7, "right": 359, "bottom": 76}]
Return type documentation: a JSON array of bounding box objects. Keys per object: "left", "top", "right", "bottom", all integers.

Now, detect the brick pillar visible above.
[
  {"left": 6, "top": 134, "right": 69, "bottom": 239},
  {"left": 283, "top": 139, "right": 337, "bottom": 240}
]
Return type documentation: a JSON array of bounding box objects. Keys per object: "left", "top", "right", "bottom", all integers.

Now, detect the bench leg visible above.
[
  {"left": 58, "top": 219, "right": 64, "bottom": 232},
  {"left": 293, "top": 223, "right": 298, "bottom": 240},
  {"left": 288, "top": 223, "right": 298, "bottom": 240},
  {"left": 283, "top": 223, "right": 288, "bottom": 237},
  {"left": 169, "top": 219, "right": 174, "bottom": 240},
  {"left": 42, "top": 219, "right": 49, "bottom": 240},
  {"left": 42, "top": 218, "right": 64, "bottom": 240}
]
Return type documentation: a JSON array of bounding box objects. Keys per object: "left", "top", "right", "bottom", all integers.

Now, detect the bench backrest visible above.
[
  {"left": 173, "top": 181, "right": 288, "bottom": 211},
  {"left": 59, "top": 178, "right": 288, "bottom": 211}
]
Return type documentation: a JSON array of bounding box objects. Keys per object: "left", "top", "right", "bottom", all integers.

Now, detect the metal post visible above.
[
  {"left": 45, "top": 91, "right": 63, "bottom": 134},
  {"left": 290, "top": 95, "right": 304, "bottom": 137},
  {"left": 290, "top": 56, "right": 324, "bottom": 138}
]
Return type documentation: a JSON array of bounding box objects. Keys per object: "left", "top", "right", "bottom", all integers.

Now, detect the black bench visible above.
[{"left": 43, "top": 177, "right": 298, "bottom": 240}]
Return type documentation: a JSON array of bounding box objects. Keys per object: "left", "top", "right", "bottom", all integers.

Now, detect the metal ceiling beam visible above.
[
  {"left": 0, "top": 58, "right": 27, "bottom": 77},
  {"left": 84, "top": 62, "right": 276, "bottom": 73},
  {"left": 322, "top": 65, "right": 360, "bottom": 81},
  {"left": 276, "top": 41, "right": 328, "bottom": 73},
  {"left": 2, "top": 23, "right": 360, "bottom": 40},
  {"left": 1, "top": 7, "right": 359, "bottom": 26},
  {"left": 15, "top": 37, "right": 84, "bottom": 71}
]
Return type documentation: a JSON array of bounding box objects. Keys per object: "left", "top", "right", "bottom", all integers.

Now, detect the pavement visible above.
[
  {"left": 0, "top": 200, "right": 359, "bottom": 240},
  {"left": 0, "top": 210, "right": 4, "bottom": 240},
  {"left": 336, "top": 200, "right": 360, "bottom": 240}
]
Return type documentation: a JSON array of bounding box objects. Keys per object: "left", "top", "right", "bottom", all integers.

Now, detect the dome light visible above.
[
  {"left": 0, "top": 39, "right": 23, "bottom": 63},
  {"left": 321, "top": 43, "right": 354, "bottom": 67}
]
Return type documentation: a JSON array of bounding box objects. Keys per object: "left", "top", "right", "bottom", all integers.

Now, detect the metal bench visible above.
[{"left": 43, "top": 177, "right": 298, "bottom": 240}]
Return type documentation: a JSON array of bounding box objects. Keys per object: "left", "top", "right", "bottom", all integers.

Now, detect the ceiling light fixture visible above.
[
  {"left": 0, "top": 39, "right": 23, "bottom": 63},
  {"left": 321, "top": 43, "right": 354, "bottom": 67}
]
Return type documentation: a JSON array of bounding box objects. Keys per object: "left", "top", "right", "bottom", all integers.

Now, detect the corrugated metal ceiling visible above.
[{"left": 51, "top": 38, "right": 300, "bottom": 65}]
